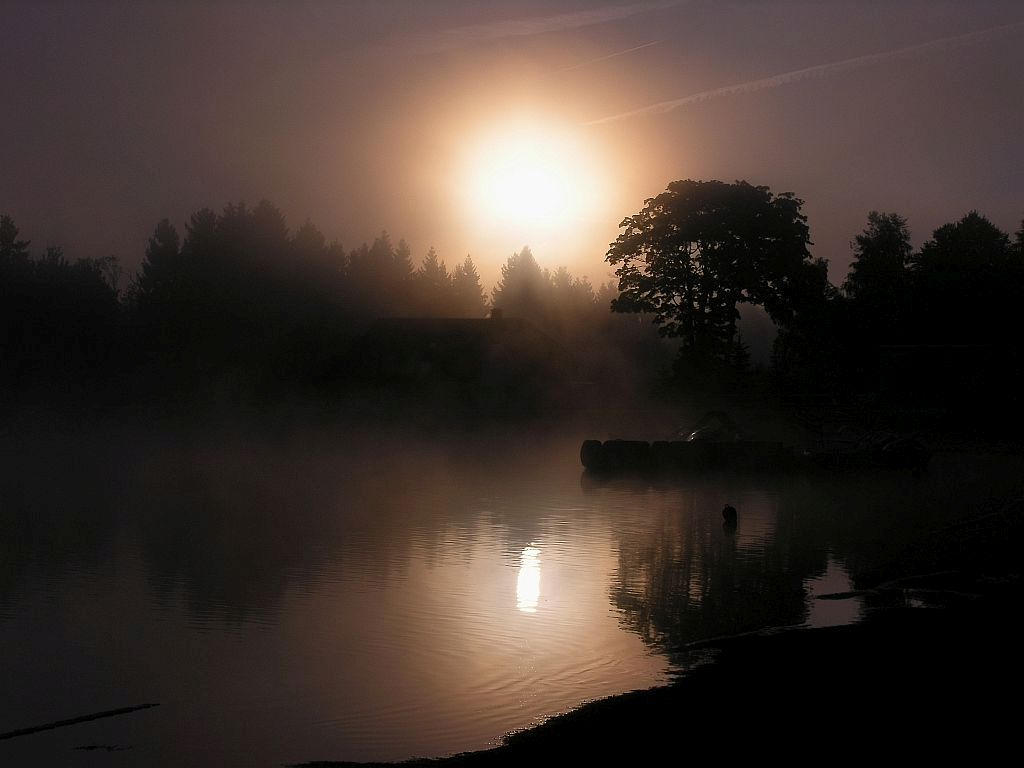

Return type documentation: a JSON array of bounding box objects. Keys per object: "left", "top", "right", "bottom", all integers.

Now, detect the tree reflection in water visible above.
[{"left": 587, "top": 453, "right": 1024, "bottom": 666}]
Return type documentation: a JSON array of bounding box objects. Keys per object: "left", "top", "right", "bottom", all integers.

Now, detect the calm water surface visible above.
[{"left": 2, "top": 423, "right": 1020, "bottom": 766}]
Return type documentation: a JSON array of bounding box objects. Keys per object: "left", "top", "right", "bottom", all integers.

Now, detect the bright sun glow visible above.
[{"left": 461, "top": 119, "right": 602, "bottom": 238}]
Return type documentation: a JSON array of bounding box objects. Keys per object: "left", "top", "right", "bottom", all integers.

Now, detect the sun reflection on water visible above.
[{"left": 516, "top": 545, "right": 541, "bottom": 613}]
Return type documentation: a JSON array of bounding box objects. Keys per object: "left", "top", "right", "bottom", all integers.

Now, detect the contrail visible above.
[
  {"left": 586, "top": 19, "right": 1024, "bottom": 125},
  {"left": 412, "top": 1, "right": 684, "bottom": 54},
  {"left": 557, "top": 40, "right": 662, "bottom": 72}
]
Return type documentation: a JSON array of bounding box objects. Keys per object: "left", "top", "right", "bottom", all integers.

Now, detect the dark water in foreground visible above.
[{"left": 1, "top": 422, "right": 1021, "bottom": 766}]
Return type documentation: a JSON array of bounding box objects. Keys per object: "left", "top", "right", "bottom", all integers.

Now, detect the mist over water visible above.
[{"left": 3, "top": 416, "right": 1021, "bottom": 766}]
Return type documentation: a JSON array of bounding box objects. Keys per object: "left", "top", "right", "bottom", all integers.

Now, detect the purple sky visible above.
[{"left": 3, "top": 0, "right": 1022, "bottom": 291}]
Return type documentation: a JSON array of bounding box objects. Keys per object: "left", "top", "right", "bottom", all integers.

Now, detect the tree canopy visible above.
[
  {"left": 491, "top": 245, "right": 547, "bottom": 318},
  {"left": 451, "top": 255, "right": 488, "bottom": 318},
  {"left": 908, "top": 211, "right": 1020, "bottom": 343},
  {"left": 1, "top": 215, "right": 121, "bottom": 388},
  {"left": 606, "top": 179, "right": 820, "bottom": 367},
  {"left": 1, "top": 214, "right": 31, "bottom": 265},
  {"left": 843, "top": 211, "right": 912, "bottom": 305}
]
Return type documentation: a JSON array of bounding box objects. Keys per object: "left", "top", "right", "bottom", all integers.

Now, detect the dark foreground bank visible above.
[{"left": 295, "top": 568, "right": 1022, "bottom": 767}]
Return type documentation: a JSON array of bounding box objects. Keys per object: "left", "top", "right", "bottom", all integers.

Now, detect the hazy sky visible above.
[{"left": 3, "top": 0, "right": 1022, "bottom": 290}]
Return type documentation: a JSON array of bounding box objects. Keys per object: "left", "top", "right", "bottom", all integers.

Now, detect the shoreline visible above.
[{"left": 295, "top": 568, "right": 1022, "bottom": 767}]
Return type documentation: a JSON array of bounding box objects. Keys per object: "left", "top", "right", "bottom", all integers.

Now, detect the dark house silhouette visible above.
[{"left": 348, "top": 313, "right": 583, "bottom": 413}]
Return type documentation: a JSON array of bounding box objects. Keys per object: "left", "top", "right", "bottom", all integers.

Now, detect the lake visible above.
[{"left": 2, "top": 417, "right": 1020, "bottom": 766}]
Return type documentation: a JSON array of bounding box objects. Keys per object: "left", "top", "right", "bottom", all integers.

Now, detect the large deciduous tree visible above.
[{"left": 605, "top": 179, "right": 820, "bottom": 366}]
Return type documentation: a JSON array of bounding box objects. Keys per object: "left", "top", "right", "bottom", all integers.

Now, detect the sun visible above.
[{"left": 459, "top": 118, "right": 603, "bottom": 239}]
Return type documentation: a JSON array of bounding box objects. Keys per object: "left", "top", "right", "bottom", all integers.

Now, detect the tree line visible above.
[
  {"left": 604, "top": 179, "right": 1024, "bottom": 412},
  {"left": 3, "top": 185, "right": 1022, "bottom": 416},
  {"left": 0, "top": 200, "right": 656, "bottom": 407}
]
